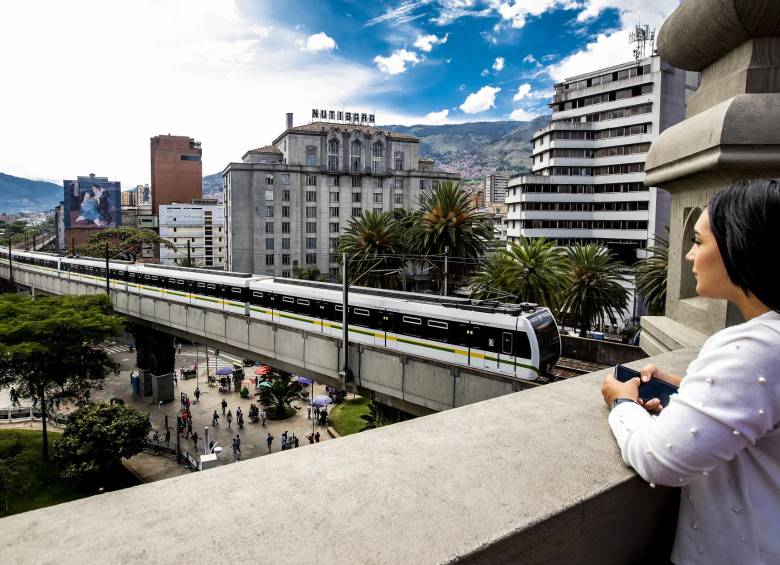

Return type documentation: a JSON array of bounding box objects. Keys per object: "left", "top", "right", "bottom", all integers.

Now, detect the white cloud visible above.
[
  {"left": 509, "top": 108, "right": 540, "bottom": 121},
  {"left": 373, "top": 49, "right": 421, "bottom": 75},
  {"left": 424, "top": 109, "right": 451, "bottom": 124},
  {"left": 413, "top": 33, "right": 448, "bottom": 52},
  {"left": 492, "top": 56, "right": 505, "bottom": 72},
  {"left": 301, "top": 32, "right": 337, "bottom": 53},
  {"left": 481, "top": 68, "right": 490, "bottom": 77},
  {"left": 0, "top": 0, "right": 383, "bottom": 187},
  {"left": 459, "top": 86, "right": 501, "bottom": 113},
  {"left": 513, "top": 83, "right": 532, "bottom": 100},
  {"left": 523, "top": 54, "right": 538, "bottom": 64},
  {"left": 549, "top": 0, "right": 680, "bottom": 81},
  {"left": 491, "top": 0, "right": 581, "bottom": 29}
]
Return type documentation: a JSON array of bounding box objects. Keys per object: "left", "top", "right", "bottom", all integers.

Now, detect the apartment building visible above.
[
  {"left": 505, "top": 55, "right": 686, "bottom": 263},
  {"left": 482, "top": 172, "right": 509, "bottom": 204},
  {"left": 224, "top": 113, "right": 459, "bottom": 278},
  {"left": 158, "top": 201, "right": 226, "bottom": 269}
]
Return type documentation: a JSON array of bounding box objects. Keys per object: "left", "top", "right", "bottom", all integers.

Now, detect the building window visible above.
[
  {"left": 351, "top": 207, "right": 361, "bottom": 217},
  {"left": 327, "top": 139, "right": 339, "bottom": 171},
  {"left": 305, "top": 206, "right": 317, "bottom": 218},
  {"left": 266, "top": 175, "right": 274, "bottom": 185},
  {"left": 306, "top": 253, "right": 317, "bottom": 265},
  {"left": 282, "top": 254, "right": 290, "bottom": 265},
  {"left": 394, "top": 193, "right": 403, "bottom": 204},
  {"left": 374, "top": 193, "right": 382, "bottom": 204},
  {"left": 330, "top": 207, "right": 339, "bottom": 217},
  {"left": 351, "top": 176, "right": 362, "bottom": 188},
  {"left": 394, "top": 178, "right": 403, "bottom": 190},
  {"left": 282, "top": 222, "right": 290, "bottom": 233},
  {"left": 352, "top": 193, "right": 362, "bottom": 203},
  {"left": 265, "top": 206, "right": 274, "bottom": 217},
  {"left": 329, "top": 237, "right": 339, "bottom": 250},
  {"left": 265, "top": 238, "right": 274, "bottom": 250},
  {"left": 282, "top": 190, "right": 290, "bottom": 201},
  {"left": 265, "top": 222, "right": 274, "bottom": 234},
  {"left": 306, "top": 222, "right": 317, "bottom": 233},
  {"left": 282, "top": 206, "right": 290, "bottom": 217},
  {"left": 350, "top": 140, "right": 361, "bottom": 172},
  {"left": 432, "top": 180, "right": 440, "bottom": 190},
  {"left": 265, "top": 190, "right": 273, "bottom": 201},
  {"left": 281, "top": 174, "right": 290, "bottom": 185},
  {"left": 329, "top": 192, "right": 339, "bottom": 202},
  {"left": 281, "top": 270, "right": 290, "bottom": 277},
  {"left": 330, "top": 175, "right": 340, "bottom": 187},
  {"left": 372, "top": 141, "right": 383, "bottom": 158},
  {"left": 306, "top": 146, "right": 317, "bottom": 167},
  {"left": 306, "top": 191, "right": 317, "bottom": 202},
  {"left": 395, "top": 152, "right": 404, "bottom": 171},
  {"left": 265, "top": 254, "right": 275, "bottom": 266},
  {"left": 306, "top": 175, "right": 317, "bottom": 187},
  {"left": 281, "top": 238, "right": 290, "bottom": 250},
  {"left": 330, "top": 222, "right": 340, "bottom": 233},
  {"left": 420, "top": 179, "right": 427, "bottom": 190},
  {"left": 306, "top": 237, "right": 317, "bottom": 249}
]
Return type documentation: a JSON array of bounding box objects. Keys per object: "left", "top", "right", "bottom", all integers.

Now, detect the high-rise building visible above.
[
  {"left": 224, "top": 113, "right": 460, "bottom": 278},
  {"left": 121, "top": 188, "right": 138, "bottom": 207},
  {"left": 505, "top": 55, "right": 686, "bottom": 263},
  {"left": 150, "top": 135, "right": 202, "bottom": 216},
  {"left": 482, "top": 172, "right": 509, "bottom": 204},
  {"left": 158, "top": 200, "right": 226, "bottom": 269}
]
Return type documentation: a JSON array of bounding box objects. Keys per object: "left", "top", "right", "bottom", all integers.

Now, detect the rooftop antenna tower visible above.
[{"left": 629, "top": 24, "right": 655, "bottom": 61}]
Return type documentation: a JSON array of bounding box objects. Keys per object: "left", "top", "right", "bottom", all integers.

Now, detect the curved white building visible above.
[{"left": 506, "top": 56, "right": 688, "bottom": 263}]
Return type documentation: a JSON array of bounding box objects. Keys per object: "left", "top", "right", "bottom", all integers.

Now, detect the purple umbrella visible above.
[
  {"left": 311, "top": 395, "right": 332, "bottom": 408},
  {"left": 297, "top": 377, "right": 313, "bottom": 386},
  {"left": 216, "top": 367, "right": 232, "bottom": 376}
]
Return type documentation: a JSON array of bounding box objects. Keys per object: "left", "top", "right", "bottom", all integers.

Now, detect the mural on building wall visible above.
[{"left": 63, "top": 178, "right": 121, "bottom": 228}]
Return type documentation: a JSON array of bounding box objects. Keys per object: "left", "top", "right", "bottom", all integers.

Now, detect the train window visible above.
[
  {"left": 502, "top": 332, "right": 513, "bottom": 355},
  {"left": 207, "top": 284, "right": 215, "bottom": 289},
  {"left": 197, "top": 282, "right": 205, "bottom": 287},
  {"left": 297, "top": 298, "right": 310, "bottom": 306},
  {"left": 231, "top": 287, "right": 242, "bottom": 294},
  {"left": 428, "top": 320, "right": 448, "bottom": 330},
  {"left": 177, "top": 279, "right": 185, "bottom": 285},
  {"left": 283, "top": 296, "right": 294, "bottom": 304},
  {"left": 151, "top": 276, "right": 158, "bottom": 281},
  {"left": 403, "top": 316, "right": 421, "bottom": 325},
  {"left": 334, "top": 305, "right": 343, "bottom": 312},
  {"left": 515, "top": 332, "right": 532, "bottom": 360},
  {"left": 253, "top": 292, "right": 263, "bottom": 298},
  {"left": 354, "top": 308, "right": 369, "bottom": 316}
]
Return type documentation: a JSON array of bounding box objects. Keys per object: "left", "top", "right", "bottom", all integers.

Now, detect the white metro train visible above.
[{"left": 1, "top": 248, "right": 561, "bottom": 381}]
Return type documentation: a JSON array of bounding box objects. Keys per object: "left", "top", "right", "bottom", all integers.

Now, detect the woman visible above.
[{"left": 601, "top": 179, "right": 780, "bottom": 564}]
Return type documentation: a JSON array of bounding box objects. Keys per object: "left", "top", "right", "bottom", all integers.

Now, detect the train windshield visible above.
[{"left": 526, "top": 309, "right": 561, "bottom": 374}]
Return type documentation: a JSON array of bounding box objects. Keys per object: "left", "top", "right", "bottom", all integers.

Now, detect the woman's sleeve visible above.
[{"left": 607, "top": 332, "right": 778, "bottom": 487}]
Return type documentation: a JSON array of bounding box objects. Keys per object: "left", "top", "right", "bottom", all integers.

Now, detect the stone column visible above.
[
  {"left": 641, "top": 0, "right": 780, "bottom": 354},
  {"left": 134, "top": 324, "right": 176, "bottom": 379}
]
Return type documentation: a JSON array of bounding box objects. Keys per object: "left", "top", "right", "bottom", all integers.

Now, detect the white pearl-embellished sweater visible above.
[{"left": 608, "top": 310, "right": 780, "bottom": 565}]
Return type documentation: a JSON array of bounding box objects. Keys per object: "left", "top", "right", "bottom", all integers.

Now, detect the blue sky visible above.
[{"left": 0, "top": 0, "right": 679, "bottom": 186}]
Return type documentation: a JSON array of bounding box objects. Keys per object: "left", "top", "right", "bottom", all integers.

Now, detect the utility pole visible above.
[
  {"left": 187, "top": 240, "right": 191, "bottom": 266},
  {"left": 105, "top": 242, "right": 110, "bottom": 296},
  {"left": 340, "top": 253, "right": 350, "bottom": 390},
  {"left": 443, "top": 246, "right": 449, "bottom": 297}
]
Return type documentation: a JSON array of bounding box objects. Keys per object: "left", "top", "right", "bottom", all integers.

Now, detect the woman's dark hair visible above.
[{"left": 708, "top": 179, "right": 780, "bottom": 312}]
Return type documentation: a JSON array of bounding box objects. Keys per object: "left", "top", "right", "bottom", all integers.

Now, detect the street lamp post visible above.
[
  {"left": 340, "top": 253, "right": 351, "bottom": 391},
  {"left": 104, "top": 242, "right": 110, "bottom": 296}
]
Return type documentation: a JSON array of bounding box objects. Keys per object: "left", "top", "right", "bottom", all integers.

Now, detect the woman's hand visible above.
[
  {"left": 601, "top": 372, "right": 640, "bottom": 408},
  {"left": 638, "top": 364, "right": 683, "bottom": 413}
]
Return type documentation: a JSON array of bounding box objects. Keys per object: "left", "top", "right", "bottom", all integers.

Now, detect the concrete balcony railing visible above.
[{"left": 0, "top": 348, "right": 696, "bottom": 564}]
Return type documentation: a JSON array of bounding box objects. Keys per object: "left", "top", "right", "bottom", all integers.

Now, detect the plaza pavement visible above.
[{"left": 1, "top": 338, "right": 338, "bottom": 480}]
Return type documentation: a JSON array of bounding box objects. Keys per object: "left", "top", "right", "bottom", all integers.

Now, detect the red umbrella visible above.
[{"left": 254, "top": 365, "right": 272, "bottom": 376}]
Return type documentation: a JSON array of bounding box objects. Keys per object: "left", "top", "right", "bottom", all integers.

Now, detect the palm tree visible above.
[
  {"left": 469, "top": 237, "right": 568, "bottom": 310},
  {"left": 257, "top": 371, "right": 302, "bottom": 419},
  {"left": 174, "top": 256, "right": 203, "bottom": 268},
  {"left": 406, "top": 181, "right": 493, "bottom": 290},
  {"left": 635, "top": 237, "right": 668, "bottom": 315},
  {"left": 560, "top": 244, "right": 630, "bottom": 337},
  {"left": 336, "top": 210, "right": 406, "bottom": 289}
]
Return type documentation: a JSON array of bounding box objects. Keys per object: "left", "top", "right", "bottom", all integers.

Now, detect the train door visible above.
[
  {"left": 468, "top": 324, "right": 485, "bottom": 370},
  {"left": 482, "top": 327, "right": 501, "bottom": 372},
  {"left": 380, "top": 310, "right": 396, "bottom": 349},
  {"left": 500, "top": 328, "right": 517, "bottom": 376}
]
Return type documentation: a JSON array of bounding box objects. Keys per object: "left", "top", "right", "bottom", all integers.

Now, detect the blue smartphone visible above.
[{"left": 614, "top": 365, "right": 678, "bottom": 408}]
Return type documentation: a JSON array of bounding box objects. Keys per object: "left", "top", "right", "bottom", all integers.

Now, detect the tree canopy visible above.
[
  {"left": 54, "top": 402, "right": 150, "bottom": 479},
  {"left": 635, "top": 237, "right": 668, "bottom": 315},
  {"left": 257, "top": 371, "right": 302, "bottom": 418},
  {"left": 336, "top": 209, "right": 406, "bottom": 289},
  {"left": 74, "top": 227, "right": 174, "bottom": 261},
  {"left": 0, "top": 294, "right": 122, "bottom": 459}
]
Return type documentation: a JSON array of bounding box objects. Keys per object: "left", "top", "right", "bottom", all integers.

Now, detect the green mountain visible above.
[
  {"left": 380, "top": 116, "right": 549, "bottom": 180},
  {"left": 0, "top": 173, "right": 62, "bottom": 213}
]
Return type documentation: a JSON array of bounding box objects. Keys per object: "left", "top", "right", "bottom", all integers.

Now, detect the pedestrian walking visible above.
[
  {"left": 314, "top": 431, "right": 320, "bottom": 443},
  {"left": 177, "top": 342, "right": 182, "bottom": 355},
  {"left": 194, "top": 387, "right": 200, "bottom": 404},
  {"left": 236, "top": 406, "right": 242, "bottom": 420},
  {"left": 238, "top": 412, "right": 244, "bottom": 429},
  {"left": 173, "top": 371, "right": 178, "bottom": 387},
  {"left": 221, "top": 398, "right": 227, "bottom": 415},
  {"left": 186, "top": 419, "right": 192, "bottom": 439},
  {"left": 192, "top": 431, "right": 199, "bottom": 450},
  {"left": 294, "top": 435, "right": 299, "bottom": 449},
  {"left": 234, "top": 434, "right": 241, "bottom": 454},
  {"left": 226, "top": 410, "right": 233, "bottom": 429},
  {"left": 307, "top": 433, "right": 314, "bottom": 444},
  {"left": 314, "top": 406, "right": 320, "bottom": 420},
  {"left": 212, "top": 410, "right": 219, "bottom": 426},
  {"left": 266, "top": 433, "right": 274, "bottom": 453},
  {"left": 165, "top": 428, "right": 171, "bottom": 444},
  {"left": 209, "top": 440, "right": 215, "bottom": 453},
  {"left": 260, "top": 409, "right": 267, "bottom": 427},
  {"left": 307, "top": 405, "right": 311, "bottom": 419}
]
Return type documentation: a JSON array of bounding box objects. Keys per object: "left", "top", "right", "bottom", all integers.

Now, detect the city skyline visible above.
[{"left": 0, "top": 0, "right": 679, "bottom": 187}]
